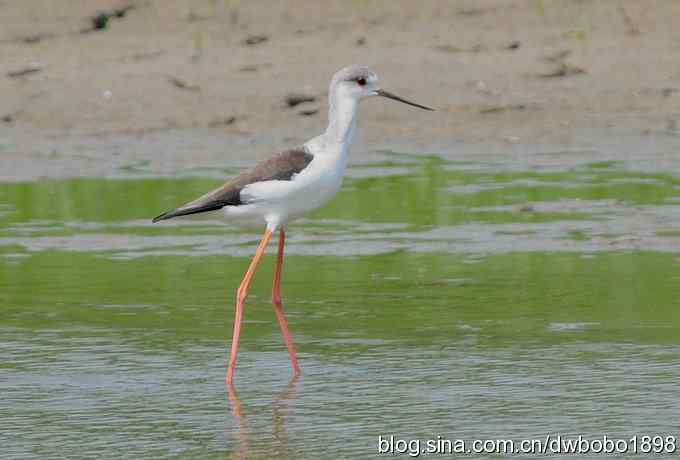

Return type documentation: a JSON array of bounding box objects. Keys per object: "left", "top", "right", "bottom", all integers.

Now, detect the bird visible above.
[{"left": 152, "top": 65, "right": 433, "bottom": 384}]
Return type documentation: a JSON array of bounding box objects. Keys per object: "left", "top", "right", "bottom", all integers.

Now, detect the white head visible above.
[{"left": 328, "top": 65, "right": 433, "bottom": 111}]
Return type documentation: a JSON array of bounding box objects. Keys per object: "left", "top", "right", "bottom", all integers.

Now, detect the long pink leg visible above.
[
  {"left": 226, "top": 229, "right": 273, "bottom": 385},
  {"left": 272, "top": 228, "right": 301, "bottom": 376}
]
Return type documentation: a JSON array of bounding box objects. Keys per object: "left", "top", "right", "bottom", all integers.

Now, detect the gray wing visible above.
[{"left": 152, "top": 147, "right": 314, "bottom": 222}]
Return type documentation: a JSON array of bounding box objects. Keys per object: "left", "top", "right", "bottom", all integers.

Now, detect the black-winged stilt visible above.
[{"left": 153, "top": 65, "right": 433, "bottom": 384}]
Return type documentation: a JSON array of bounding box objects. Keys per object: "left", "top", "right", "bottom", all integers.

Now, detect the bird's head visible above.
[{"left": 329, "top": 65, "right": 433, "bottom": 111}]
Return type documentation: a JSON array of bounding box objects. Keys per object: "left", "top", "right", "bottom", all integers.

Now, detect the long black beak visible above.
[{"left": 375, "top": 89, "right": 434, "bottom": 111}]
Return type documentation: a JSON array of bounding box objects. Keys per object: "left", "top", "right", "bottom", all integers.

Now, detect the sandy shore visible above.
[{"left": 1, "top": 0, "right": 679, "bottom": 179}]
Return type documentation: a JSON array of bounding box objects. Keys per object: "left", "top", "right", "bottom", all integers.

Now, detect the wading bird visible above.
[{"left": 153, "top": 65, "right": 433, "bottom": 384}]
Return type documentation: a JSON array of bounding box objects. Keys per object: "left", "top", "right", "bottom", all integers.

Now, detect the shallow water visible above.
[{"left": 2, "top": 152, "right": 680, "bottom": 459}]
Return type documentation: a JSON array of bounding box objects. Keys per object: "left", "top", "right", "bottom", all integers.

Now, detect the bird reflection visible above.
[
  {"left": 226, "top": 376, "right": 300, "bottom": 459},
  {"left": 272, "top": 374, "right": 300, "bottom": 454},
  {"left": 226, "top": 382, "right": 249, "bottom": 459}
]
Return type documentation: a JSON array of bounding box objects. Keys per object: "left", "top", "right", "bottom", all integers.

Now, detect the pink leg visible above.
[
  {"left": 226, "top": 229, "right": 273, "bottom": 385},
  {"left": 272, "top": 228, "right": 301, "bottom": 376}
]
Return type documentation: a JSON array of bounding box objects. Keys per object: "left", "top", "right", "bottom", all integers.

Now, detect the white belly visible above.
[{"left": 223, "top": 153, "right": 346, "bottom": 229}]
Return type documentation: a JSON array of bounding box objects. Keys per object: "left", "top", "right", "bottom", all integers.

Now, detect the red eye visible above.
[{"left": 356, "top": 77, "right": 366, "bottom": 86}]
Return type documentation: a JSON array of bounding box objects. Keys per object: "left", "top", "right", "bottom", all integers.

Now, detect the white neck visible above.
[{"left": 323, "top": 91, "right": 358, "bottom": 148}]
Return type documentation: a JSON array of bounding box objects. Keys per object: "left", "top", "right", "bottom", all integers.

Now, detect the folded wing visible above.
[{"left": 152, "top": 147, "right": 313, "bottom": 222}]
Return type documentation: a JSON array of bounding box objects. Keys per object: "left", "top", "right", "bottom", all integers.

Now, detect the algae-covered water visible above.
[{"left": 2, "top": 152, "right": 680, "bottom": 459}]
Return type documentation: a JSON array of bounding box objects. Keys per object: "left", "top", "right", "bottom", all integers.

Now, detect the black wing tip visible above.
[
  {"left": 152, "top": 211, "right": 174, "bottom": 223},
  {"left": 151, "top": 202, "right": 229, "bottom": 223}
]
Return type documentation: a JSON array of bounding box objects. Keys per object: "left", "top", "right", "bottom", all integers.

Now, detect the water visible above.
[{"left": 1, "top": 151, "right": 680, "bottom": 459}]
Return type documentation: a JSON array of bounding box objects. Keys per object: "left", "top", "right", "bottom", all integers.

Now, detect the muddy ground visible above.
[{"left": 1, "top": 0, "right": 679, "bottom": 180}]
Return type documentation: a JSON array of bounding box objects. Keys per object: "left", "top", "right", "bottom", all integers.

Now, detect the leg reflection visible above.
[
  {"left": 273, "top": 374, "right": 300, "bottom": 448},
  {"left": 226, "top": 376, "right": 301, "bottom": 459},
  {"left": 226, "top": 382, "right": 249, "bottom": 460}
]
